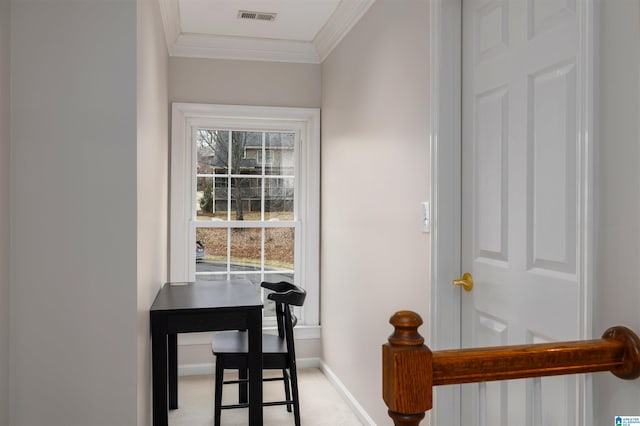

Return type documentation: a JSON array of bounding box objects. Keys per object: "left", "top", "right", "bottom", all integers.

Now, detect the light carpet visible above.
[{"left": 169, "top": 368, "right": 364, "bottom": 426}]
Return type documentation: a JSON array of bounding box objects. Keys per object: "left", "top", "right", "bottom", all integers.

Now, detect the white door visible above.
[{"left": 460, "top": 1, "right": 594, "bottom": 425}]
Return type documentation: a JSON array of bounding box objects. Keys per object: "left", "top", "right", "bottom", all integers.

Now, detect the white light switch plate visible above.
[{"left": 421, "top": 201, "right": 430, "bottom": 233}]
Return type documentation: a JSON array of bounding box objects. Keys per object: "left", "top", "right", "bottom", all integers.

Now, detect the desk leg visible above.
[
  {"left": 247, "top": 308, "right": 263, "bottom": 425},
  {"left": 152, "top": 331, "right": 168, "bottom": 426},
  {"left": 168, "top": 333, "right": 178, "bottom": 409}
]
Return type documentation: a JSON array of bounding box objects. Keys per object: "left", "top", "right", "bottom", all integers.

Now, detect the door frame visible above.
[
  {"left": 428, "top": 1, "right": 597, "bottom": 425},
  {"left": 427, "top": 0, "right": 462, "bottom": 425}
]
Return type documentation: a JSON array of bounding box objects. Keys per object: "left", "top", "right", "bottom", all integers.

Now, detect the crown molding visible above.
[
  {"left": 157, "top": 0, "right": 375, "bottom": 64},
  {"left": 158, "top": 0, "right": 180, "bottom": 49},
  {"left": 170, "top": 33, "right": 321, "bottom": 63},
  {"left": 313, "top": 0, "right": 376, "bottom": 62}
]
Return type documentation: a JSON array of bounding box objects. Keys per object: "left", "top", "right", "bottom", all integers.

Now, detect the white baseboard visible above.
[
  {"left": 297, "top": 357, "right": 322, "bottom": 369},
  {"left": 319, "top": 360, "right": 376, "bottom": 426},
  {"left": 177, "top": 325, "right": 321, "bottom": 345},
  {"left": 178, "top": 357, "right": 321, "bottom": 377},
  {"left": 178, "top": 363, "right": 215, "bottom": 376}
]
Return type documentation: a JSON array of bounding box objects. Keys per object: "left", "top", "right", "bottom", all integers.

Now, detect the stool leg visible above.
[
  {"left": 290, "top": 364, "right": 301, "bottom": 426},
  {"left": 283, "top": 369, "right": 292, "bottom": 412}
]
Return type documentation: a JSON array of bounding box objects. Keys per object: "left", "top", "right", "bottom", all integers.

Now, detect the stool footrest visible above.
[{"left": 220, "top": 400, "right": 294, "bottom": 410}]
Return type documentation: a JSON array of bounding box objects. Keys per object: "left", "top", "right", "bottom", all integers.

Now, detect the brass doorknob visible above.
[{"left": 453, "top": 272, "right": 473, "bottom": 292}]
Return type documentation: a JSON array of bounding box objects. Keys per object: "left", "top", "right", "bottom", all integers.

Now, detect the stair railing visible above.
[{"left": 382, "top": 310, "right": 640, "bottom": 426}]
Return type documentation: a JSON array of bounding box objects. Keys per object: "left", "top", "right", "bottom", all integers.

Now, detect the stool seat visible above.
[
  {"left": 212, "top": 331, "right": 288, "bottom": 367},
  {"left": 212, "top": 281, "right": 306, "bottom": 426}
]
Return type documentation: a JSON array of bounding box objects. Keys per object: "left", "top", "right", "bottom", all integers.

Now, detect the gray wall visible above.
[
  {"left": 0, "top": 0, "right": 10, "bottom": 423},
  {"left": 9, "top": 1, "right": 139, "bottom": 424},
  {"left": 595, "top": 0, "right": 640, "bottom": 423},
  {"left": 170, "top": 57, "right": 321, "bottom": 107},
  {"left": 137, "top": 0, "right": 169, "bottom": 424},
  {"left": 320, "top": 0, "right": 430, "bottom": 423}
]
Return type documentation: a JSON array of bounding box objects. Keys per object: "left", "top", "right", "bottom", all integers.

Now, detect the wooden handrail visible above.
[{"left": 382, "top": 310, "right": 640, "bottom": 426}]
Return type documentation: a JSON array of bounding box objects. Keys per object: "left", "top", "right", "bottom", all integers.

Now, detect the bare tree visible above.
[{"left": 197, "top": 130, "right": 254, "bottom": 220}]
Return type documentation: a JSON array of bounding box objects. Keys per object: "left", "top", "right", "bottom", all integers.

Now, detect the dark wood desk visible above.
[{"left": 150, "top": 280, "right": 263, "bottom": 425}]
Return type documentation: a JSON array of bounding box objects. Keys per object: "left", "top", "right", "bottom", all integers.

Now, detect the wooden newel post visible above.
[{"left": 382, "top": 311, "right": 433, "bottom": 426}]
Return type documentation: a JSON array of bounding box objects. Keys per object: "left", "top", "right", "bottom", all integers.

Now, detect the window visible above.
[{"left": 171, "top": 104, "right": 319, "bottom": 329}]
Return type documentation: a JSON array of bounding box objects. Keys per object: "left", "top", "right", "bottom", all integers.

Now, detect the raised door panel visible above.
[
  {"left": 527, "top": 61, "right": 577, "bottom": 275},
  {"left": 475, "top": 86, "right": 509, "bottom": 262},
  {"left": 527, "top": 0, "right": 577, "bottom": 39}
]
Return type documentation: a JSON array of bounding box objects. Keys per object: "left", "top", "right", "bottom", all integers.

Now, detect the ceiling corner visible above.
[{"left": 313, "top": 0, "right": 377, "bottom": 62}]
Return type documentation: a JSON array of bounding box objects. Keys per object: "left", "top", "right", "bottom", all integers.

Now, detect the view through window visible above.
[{"left": 194, "top": 129, "right": 297, "bottom": 317}]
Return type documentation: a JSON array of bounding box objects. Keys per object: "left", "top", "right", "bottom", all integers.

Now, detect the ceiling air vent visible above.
[{"left": 237, "top": 10, "right": 278, "bottom": 22}]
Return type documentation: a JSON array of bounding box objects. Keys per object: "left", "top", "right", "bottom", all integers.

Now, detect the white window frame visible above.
[{"left": 170, "top": 103, "right": 320, "bottom": 331}]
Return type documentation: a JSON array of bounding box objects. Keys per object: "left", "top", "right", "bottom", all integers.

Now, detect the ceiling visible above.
[{"left": 158, "top": 0, "right": 376, "bottom": 63}]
